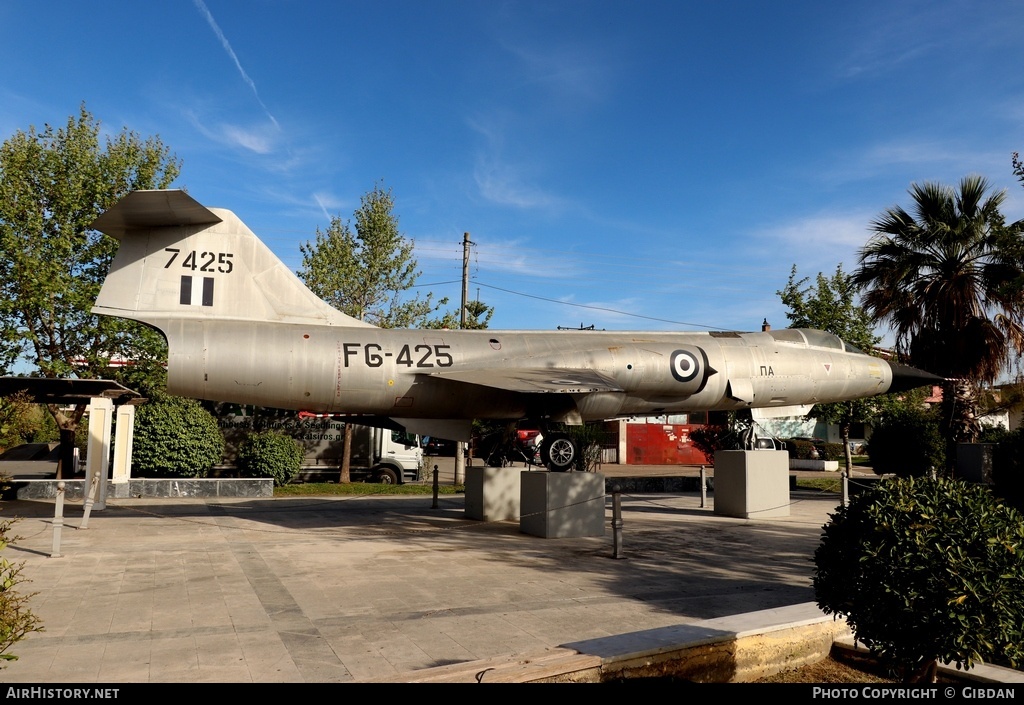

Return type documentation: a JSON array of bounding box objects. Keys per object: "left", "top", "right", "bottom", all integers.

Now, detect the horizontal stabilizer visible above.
[{"left": 92, "top": 190, "right": 222, "bottom": 239}]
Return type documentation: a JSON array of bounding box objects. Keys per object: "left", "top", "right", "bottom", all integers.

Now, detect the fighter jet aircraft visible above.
[{"left": 91, "top": 190, "right": 939, "bottom": 470}]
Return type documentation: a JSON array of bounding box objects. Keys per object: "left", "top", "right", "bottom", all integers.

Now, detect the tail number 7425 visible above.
[{"left": 165, "top": 248, "right": 234, "bottom": 274}]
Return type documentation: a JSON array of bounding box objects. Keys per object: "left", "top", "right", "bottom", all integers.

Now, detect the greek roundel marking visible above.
[{"left": 670, "top": 349, "right": 700, "bottom": 383}]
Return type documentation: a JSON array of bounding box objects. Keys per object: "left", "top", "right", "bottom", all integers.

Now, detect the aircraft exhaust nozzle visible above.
[{"left": 887, "top": 360, "right": 944, "bottom": 394}]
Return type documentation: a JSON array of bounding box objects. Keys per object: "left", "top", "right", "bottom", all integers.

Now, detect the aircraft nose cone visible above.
[{"left": 887, "top": 360, "right": 944, "bottom": 394}]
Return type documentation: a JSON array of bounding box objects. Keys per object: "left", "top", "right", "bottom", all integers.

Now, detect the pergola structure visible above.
[{"left": 0, "top": 377, "right": 142, "bottom": 508}]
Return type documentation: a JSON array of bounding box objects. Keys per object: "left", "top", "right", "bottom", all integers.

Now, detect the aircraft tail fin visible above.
[{"left": 92, "top": 190, "right": 372, "bottom": 329}]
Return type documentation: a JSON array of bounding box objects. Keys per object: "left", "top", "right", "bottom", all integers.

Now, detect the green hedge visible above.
[
  {"left": 132, "top": 395, "right": 223, "bottom": 477},
  {"left": 236, "top": 430, "right": 303, "bottom": 486}
]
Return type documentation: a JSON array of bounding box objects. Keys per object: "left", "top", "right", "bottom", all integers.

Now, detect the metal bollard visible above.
[
  {"left": 80, "top": 473, "right": 100, "bottom": 529},
  {"left": 699, "top": 465, "right": 707, "bottom": 508},
  {"left": 842, "top": 470, "right": 850, "bottom": 507},
  {"left": 431, "top": 465, "right": 439, "bottom": 509},
  {"left": 51, "top": 481, "right": 66, "bottom": 558},
  {"left": 611, "top": 486, "right": 625, "bottom": 559}
]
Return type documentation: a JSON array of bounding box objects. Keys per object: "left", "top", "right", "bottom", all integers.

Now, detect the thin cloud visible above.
[
  {"left": 184, "top": 109, "right": 275, "bottom": 154},
  {"left": 501, "top": 39, "right": 611, "bottom": 106},
  {"left": 193, "top": 0, "right": 280, "bottom": 129},
  {"left": 767, "top": 213, "right": 872, "bottom": 250},
  {"left": 311, "top": 192, "right": 339, "bottom": 223},
  {"left": 467, "top": 116, "right": 562, "bottom": 209}
]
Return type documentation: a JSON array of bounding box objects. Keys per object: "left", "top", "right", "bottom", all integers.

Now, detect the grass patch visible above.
[
  {"left": 795, "top": 477, "right": 843, "bottom": 493},
  {"left": 274, "top": 482, "right": 464, "bottom": 497}
]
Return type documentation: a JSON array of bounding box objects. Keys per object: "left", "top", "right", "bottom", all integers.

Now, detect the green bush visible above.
[
  {"left": 565, "top": 424, "right": 607, "bottom": 472},
  {"left": 821, "top": 442, "right": 844, "bottom": 461},
  {"left": 0, "top": 484, "right": 43, "bottom": 665},
  {"left": 132, "top": 395, "right": 224, "bottom": 477},
  {"left": 689, "top": 425, "right": 737, "bottom": 461},
  {"left": 866, "top": 406, "right": 945, "bottom": 477},
  {"left": 814, "top": 476, "right": 1024, "bottom": 681},
  {"left": 236, "top": 430, "right": 303, "bottom": 486}
]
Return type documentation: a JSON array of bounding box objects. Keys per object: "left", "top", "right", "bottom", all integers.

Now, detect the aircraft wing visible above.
[{"left": 429, "top": 366, "right": 623, "bottom": 394}]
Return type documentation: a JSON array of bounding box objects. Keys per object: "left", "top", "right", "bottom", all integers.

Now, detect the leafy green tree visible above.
[
  {"left": 298, "top": 182, "right": 445, "bottom": 328},
  {"left": 131, "top": 395, "right": 224, "bottom": 477},
  {"left": 778, "top": 264, "right": 881, "bottom": 473},
  {"left": 815, "top": 476, "right": 1024, "bottom": 682},
  {"left": 0, "top": 105, "right": 180, "bottom": 465},
  {"left": 298, "top": 183, "right": 450, "bottom": 481},
  {"left": 853, "top": 176, "right": 1024, "bottom": 468},
  {"left": 425, "top": 299, "right": 494, "bottom": 330},
  {"left": 865, "top": 401, "right": 945, "bottom": 477},
  {"left": 236, "top": 430, "right": 303, "bottom": 486}
]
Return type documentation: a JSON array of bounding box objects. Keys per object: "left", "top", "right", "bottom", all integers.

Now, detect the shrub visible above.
[
  {"left": 689, "top": 425, "right": 737, "bottom": 462},
  {"left": 0, "top": 477, "right": 43, "bottom": 665},
  {"left": 237, "top": 430, "right": 303, "bottom": 486},
  {"left": 132, "top": 395, "right": 224, "bottom": 477},
  {"left": 821, "top": 442, "right": 844, "bottom": 461},
  {"left": 866, "top": 406, "right": 945, "bottom": 477},
  {"left": 565, "top": 424, "right": 607, "bottom": 472},
  {"left": 814, "top": 476, "right": 1024, "bottom": 681}
]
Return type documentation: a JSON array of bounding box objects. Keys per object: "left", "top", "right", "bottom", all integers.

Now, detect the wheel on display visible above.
[{"left": 541, "top": 434, "right": 576, "bottom": 471}]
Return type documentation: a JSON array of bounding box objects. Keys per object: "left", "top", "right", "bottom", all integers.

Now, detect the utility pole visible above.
[{"left": 454, "top": 232, "right": 472, "bottom": 485}]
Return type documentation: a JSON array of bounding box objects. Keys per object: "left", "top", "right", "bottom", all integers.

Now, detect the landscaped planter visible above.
[{"left": 789, "top": 459, "right": 839, "bottom": 472}]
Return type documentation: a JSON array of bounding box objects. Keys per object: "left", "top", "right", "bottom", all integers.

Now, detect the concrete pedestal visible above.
[
  {"left": 713, "top": 450, "right": 790, "bottom": 519},
  {"left": 465, "top": 466, "right": 522, "bottom": 521},
  {"left": 520, "top": 471, "right": 606, "bottom": 538}
]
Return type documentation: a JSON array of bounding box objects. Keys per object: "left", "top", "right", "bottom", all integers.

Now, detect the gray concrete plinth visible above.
[
  {"left": 520, "top": 471, "right": 606, "bottom": 538},
  {"left": 713, "top": 450, "right": 790, "bottom": 519},
  {"left": 465, "top": 465, "right": 523, "bottom": 521}
]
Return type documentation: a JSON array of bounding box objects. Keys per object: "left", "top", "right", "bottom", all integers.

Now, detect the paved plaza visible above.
[{"left": 0, "top": 474, "right": 846, "bottom": 683}]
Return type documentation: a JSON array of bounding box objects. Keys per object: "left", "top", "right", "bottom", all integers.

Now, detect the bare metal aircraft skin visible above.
[{"left": 91, "top": 190, "right": 938, "bottom": 465}]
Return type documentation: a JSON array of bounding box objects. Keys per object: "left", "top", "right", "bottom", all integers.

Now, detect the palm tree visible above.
[{"left": 853, "top": 175, "right": 1024, "bottom": 466}]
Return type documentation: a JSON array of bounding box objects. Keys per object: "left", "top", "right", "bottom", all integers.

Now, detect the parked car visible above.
[{"left": 423, "top": 437, "right": 458, "bottom": 456}]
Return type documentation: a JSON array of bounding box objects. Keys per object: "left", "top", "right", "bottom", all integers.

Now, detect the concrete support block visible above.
[
  {"left": 465, "top": 466, "right": 523, "bottom": 521},
  {"left": 713, "top": 450, "right": 789, "bottom": 519},
  {"left": 520, "top": 471, "right": 606, "bottom": 538}
]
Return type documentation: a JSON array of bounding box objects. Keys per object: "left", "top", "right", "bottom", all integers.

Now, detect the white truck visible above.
[{"left": 218, "top": 407, "right": 422, "bottom": 483}]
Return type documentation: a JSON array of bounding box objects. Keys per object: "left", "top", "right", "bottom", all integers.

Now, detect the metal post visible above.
[
  {"left": 431, "top": 465, "right": 439, "bottom": 509},
  {"left": 611, "top": 487, "right": 624, "bottom": 559},
  {"left": 80, "top": 472, "right": 100, "bottom": 529},
  {"left": 51, "top": 481, "right": 65, "bottom": 558},
  {"left": 841, "top": 470, "right": 849, "bottom": 507},
  {"left": 454, "top": 233, "right": 472, "bottom": 487},
  {"left": 699, "top": 465, "right": 707, "bottom": 508}
]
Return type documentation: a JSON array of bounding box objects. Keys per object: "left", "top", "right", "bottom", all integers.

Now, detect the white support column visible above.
[
  {"left": 111, "top": 404, "right": 135, "bottom": 486},
  {"left": 85, "top": 397, "right": 114, "bottom": 511},
  {"left": 617, "top": 418, "right": 628, "bottom": 464}
]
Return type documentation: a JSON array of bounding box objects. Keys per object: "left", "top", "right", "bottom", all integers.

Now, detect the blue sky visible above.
[{"left": 2, "top": 1, "right": 1023, "bottom": 335}]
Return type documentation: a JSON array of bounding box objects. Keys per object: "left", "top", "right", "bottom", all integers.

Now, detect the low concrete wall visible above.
[
  {"left": 12, "top": 478, "right": 273, "bottom": 500},
  {"left": 790, "top": 459, "right": 840, "bottom": 472},
  {"left": 377, "top": 602, "right": 851, "bottom": 683}
]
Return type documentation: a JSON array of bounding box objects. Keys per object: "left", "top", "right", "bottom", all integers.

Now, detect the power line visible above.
[{"left": 471, "top": 281, "right": 733, "bottom": 330}]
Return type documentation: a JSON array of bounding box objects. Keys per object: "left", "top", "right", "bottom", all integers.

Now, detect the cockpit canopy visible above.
[{"left": 767, "top": 328, "right": 864, "bottom": 354}]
